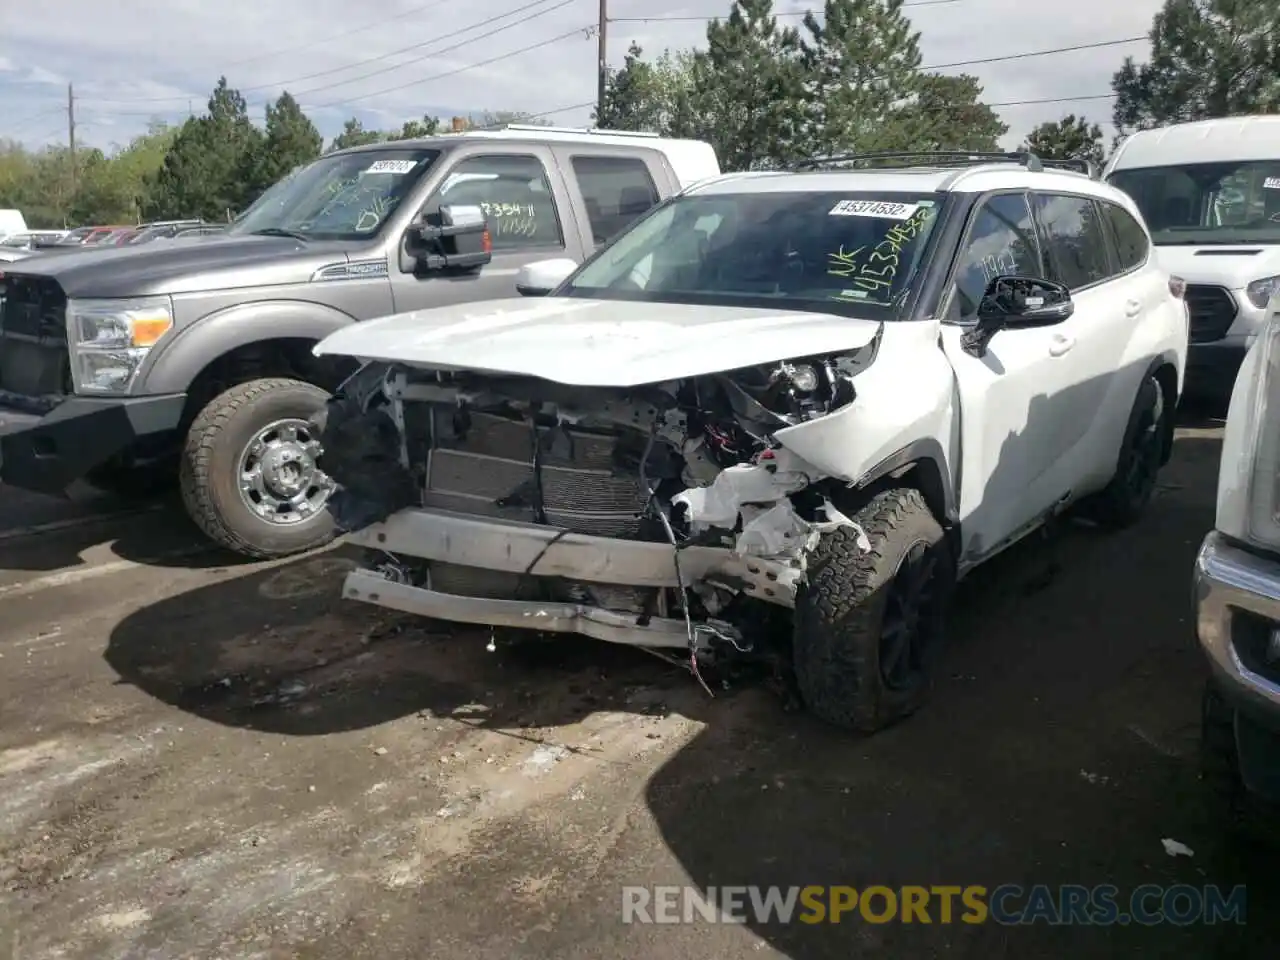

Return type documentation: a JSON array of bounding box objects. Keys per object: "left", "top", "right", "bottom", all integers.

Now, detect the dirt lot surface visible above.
[{"left": 1, "top": 418, "right": 1277, "bottom": 959}]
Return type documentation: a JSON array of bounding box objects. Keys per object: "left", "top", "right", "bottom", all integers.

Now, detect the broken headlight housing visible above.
[
  {"left": 726, "top": 356, "right": 858, "bottom": 427},
  {"left": 66, "top": 296, "right": 174, "bottom": 394}
]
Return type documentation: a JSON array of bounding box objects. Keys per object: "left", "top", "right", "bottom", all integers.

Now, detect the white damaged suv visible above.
[{"left": 311, "top": 152, "right": 1188, "bottom": 732}]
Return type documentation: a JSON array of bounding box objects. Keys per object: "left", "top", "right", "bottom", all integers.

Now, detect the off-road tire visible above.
[
  {"left": 1202, "top": 681, "right": 1280, "bottom": 846},
  {"left": 1086, "top": 374, "right": 1168, "bottom": 529},
  {"left": 180, "top": 377, "right": 336, "bottom": 560},
  {"left": 793, "top": 487, "right": 953, "bottom": 733}
]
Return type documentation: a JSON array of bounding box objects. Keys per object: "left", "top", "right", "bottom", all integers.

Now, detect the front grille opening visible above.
[
  {"left": 0, "top": 274, "right": 70, "bottom": 400},
  {"left": 1230, "top": 609, "right": 1280, "bottom": 688},
  {"left": 1184, "top": 284, "right": 1237, "bottom": 344}
]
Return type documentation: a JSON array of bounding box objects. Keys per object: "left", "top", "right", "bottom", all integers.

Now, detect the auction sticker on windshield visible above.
[
  {"left": 1265, "top": 176, "right": 1280, "bottom": 190},
  {"left": 363, "top": 160, "right": 418, "bottom": 175},
  {"left": 829, "top": 200, "right": 920, "bottom": 219}
]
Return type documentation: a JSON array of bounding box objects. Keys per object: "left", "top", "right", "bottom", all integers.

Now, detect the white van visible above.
[{"left": 1104, "top": 116, "right": 1280, "bottom": 398}]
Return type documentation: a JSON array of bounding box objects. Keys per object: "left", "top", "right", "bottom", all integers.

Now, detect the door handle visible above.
[
  {"left": 1049, "top": 333, "right": 1076, "bottom": 357},
  {"left": 1125, "top": 299, "right": 1142, "bottom": 317}
]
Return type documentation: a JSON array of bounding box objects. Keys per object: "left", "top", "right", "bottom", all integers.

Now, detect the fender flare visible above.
[
  {"left": 853, "top": 437, "right": 958, "bottom": 525},
  {"left": 138, "top": 300, "right": 360, "bottom": 395}
]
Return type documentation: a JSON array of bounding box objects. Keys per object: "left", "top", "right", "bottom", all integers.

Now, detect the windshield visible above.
[
  {"left": 1108, "top": 160, "right": 1280, "bottom": 245},
  {"left": 564, "top": 190, "right": 944, "bottom": 316},
  {"left": 228, "top": 148, "right": 441, "bottom": 241}
]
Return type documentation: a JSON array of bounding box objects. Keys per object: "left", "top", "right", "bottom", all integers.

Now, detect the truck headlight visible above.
[
  {"left": 66, "top": 296, "right": 174, "bottom": 394},
  {"left": 1218, "top": 308, "right": 1280, "bottom": 549},
  {"left": 1246, "top": 275, "right": 1280, "bottom": 310}
]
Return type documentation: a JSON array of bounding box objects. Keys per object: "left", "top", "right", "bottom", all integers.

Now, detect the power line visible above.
[
  {"left": 292, "top": 30, "right": 1143, "bottom": 115},
  {"left": 6, "top": 106, "right": 65, "bottom": 135},
  {"left": 81, "top": 0, "right": 576, "bottom": 104},
  {"left": 990, "top": 92, "right": 1115, "bottom": 107},
  {"left": 471, "top": 98, "right": 596, "bottom": 127},
  {"left": 611, "top": 0, "right": 961, "bottom": 22},
  {"left": 62, "top": 27, "right": 1138, "bottom": 129},
  {"left": 302, "top": 25, "right": 595, "bottom": 111},
  {"left": 923, "top": 36, "right": 1145, "bottom": 72},
  {"left": 268, "top": 0, "right": 580, "bottom": 102},
  {"left": 221, "top": 0, "right": 453, "bottom": 70}
]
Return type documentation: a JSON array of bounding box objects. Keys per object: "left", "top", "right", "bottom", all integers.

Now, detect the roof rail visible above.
[
  {"left": 499, "top": 123, "right": 661, "bottom": 138},
  {"left": 790, "top": 150, "right": 1098, "bottom": 178}
]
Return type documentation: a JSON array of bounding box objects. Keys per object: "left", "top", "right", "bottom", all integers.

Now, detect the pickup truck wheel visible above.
[
  {"left": 792, "top": 487, "right": 953, "bottom": 733},
  {"left": 1086, "top": 374, "right": 1166, "bottom": 529},
  {"left": 180, "top": 378, "right": 337, "bottom": 559}
]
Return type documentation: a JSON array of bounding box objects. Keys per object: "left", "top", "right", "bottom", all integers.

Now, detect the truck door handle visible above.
[
  {"left": 1049, "top": 333, "right": 1076, "bottom": 357},
  {"left": 1125, "top": 299, "right": 1142, "bottom": 317}
]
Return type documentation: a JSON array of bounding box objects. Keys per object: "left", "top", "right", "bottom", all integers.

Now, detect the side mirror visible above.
[
  {"left": 962, "top": 276, "right": 1073, "bottom": 358},
  {"left": 515, "top": 258, "right": 578, "bottom": 297},
  {"left": 410, "top": 204, "right": 492, "bottom": 270}
]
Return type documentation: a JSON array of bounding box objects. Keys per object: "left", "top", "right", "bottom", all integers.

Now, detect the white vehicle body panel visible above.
[
  {"left": 313, "top": 298, "right": 884, "bottom": 386},
  {"left": 1147, "top": 245, "right": 1280, "bottom": 344}
]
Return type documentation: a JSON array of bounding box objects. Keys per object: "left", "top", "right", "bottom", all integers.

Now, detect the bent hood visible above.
[
  {"left": 313, "top": 297, "right": 883, "bottom": 386},
  {"left": 1153, "top": 244, "right": 1280, "bottom": 290}
]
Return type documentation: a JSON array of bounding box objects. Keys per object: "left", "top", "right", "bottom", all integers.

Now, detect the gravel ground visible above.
[{"left": 0, "top": 418, "right": 1275, "bottom": 959}]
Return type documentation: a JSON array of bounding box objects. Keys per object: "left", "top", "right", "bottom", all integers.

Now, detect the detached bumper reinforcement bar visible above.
[
  {"left": 343, "top": 507, "right": 801, "bottom": 606},
  {"left": 344, "top": 569, "right": 702, "bottom": 649}
]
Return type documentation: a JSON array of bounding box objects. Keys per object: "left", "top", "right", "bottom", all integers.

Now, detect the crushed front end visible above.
[{"left": 314, "top": 351, "right": 872, "bottom": 662}]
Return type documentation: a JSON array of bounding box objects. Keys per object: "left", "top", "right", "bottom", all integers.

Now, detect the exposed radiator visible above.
[
  {"left": 421, "top": 409, "right": 650, "bottom": 537},
  {"left": 413, "top": 406, "right": 658, "bottom": 613}
]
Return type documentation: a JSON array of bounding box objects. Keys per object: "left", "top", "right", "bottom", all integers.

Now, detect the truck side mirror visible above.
[{"left": 409, "top": 204, "right": 492, "bottom": 271}]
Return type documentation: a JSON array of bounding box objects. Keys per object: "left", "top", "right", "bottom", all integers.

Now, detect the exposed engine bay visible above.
[{"left": 312, "top": 333, "right": 878, "bottom": 676}]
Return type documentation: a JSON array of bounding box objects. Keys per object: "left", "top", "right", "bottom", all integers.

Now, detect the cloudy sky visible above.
[{"left": 2, "top": 0, "right": 1166, "bottom": 153}]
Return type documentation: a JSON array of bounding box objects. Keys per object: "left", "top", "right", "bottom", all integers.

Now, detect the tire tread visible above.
[{"left": 179, "top": 377, "right": 334, "bottom": 559}]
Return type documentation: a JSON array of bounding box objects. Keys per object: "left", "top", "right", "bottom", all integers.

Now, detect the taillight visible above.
[
  {"left": 1169, "top": 275, "right": 1186, "bottom": 299},
  {"left": 481, "top": 228, "right": 492, "bottom": 254}
]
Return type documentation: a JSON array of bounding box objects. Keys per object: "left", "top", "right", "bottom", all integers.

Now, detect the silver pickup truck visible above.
[{"left": 0, "top": 126, "right": 720, "bottom": 558}]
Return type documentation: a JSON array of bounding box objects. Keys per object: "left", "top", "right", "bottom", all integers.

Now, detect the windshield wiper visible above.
[{"left": 248, "top": 228, "right": 310, "bottom": 241}]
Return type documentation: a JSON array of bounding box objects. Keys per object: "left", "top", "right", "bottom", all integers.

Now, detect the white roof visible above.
[
  {"left": 688, "top": 163, "right": 1132, "bottom": 204},
  {"left": 1106, "top": 116, "right": 1280, "bottom": 172},
  {"left": 445, "top": 125, "right": 721, "bottom": 189}
]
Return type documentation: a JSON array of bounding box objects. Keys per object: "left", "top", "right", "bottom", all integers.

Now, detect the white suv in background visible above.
[{"left": 311, "top": 151, "right": 1189, "bottom": 733}]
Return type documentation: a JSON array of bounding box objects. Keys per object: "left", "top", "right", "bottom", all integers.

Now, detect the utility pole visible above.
[
  {"left": 67, "top": 83, "right": 76, "bottom": 192},
  {"left": 596, "top": 0, "right": 607, "bottom": 120}
]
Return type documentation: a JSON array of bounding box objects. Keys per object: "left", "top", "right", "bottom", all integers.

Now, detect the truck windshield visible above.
[
  {"left": 228, "top": 148, "right": 441, "bottom": 242},
  {"left": 1108, "top": 160, "right": 1280, "bottom": 245},
  {"left": 563, "top": 190, "right": 945, "bottom": 317}
]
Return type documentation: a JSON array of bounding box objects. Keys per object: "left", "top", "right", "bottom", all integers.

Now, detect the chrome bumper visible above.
[
  {"left": 1194, "top": 531, "right": 1280, "bottom": 714},
  {"left": 340, "top": 507, "right": 800, "bottom": 648}
]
